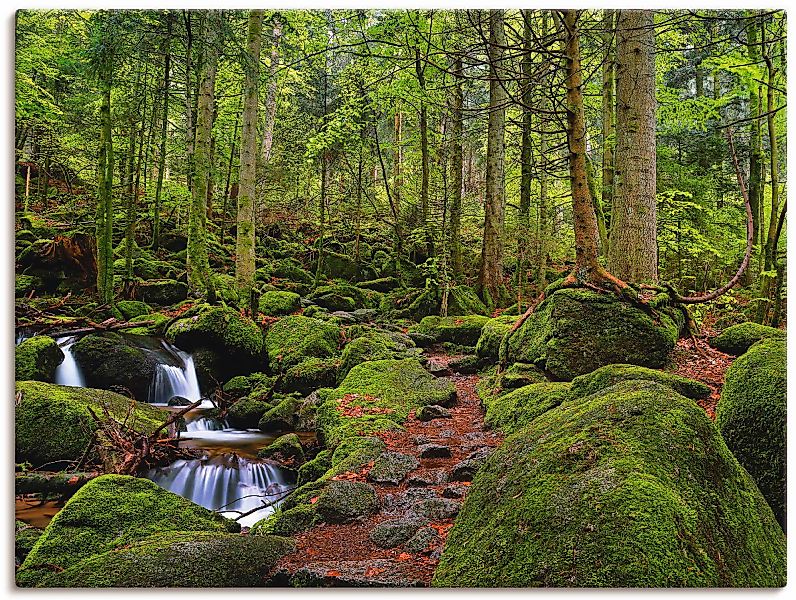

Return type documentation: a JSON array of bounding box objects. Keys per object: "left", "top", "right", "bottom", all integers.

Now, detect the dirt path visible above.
[
  {"left": 271, "top": 348, "right": 503, "bottom": 587},
  {"left": 668, "top": 336, "right": 734, "bottom": 420}
]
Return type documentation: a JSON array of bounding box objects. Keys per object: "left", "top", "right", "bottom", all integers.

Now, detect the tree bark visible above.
[
  {"left": 260, "top": 15, "right": 282, "bottom": 164},
  {"left": 152, "top": 11, "right": 173, "bottom": 251},
  {"left": 746, "top": 10, "right": 764, "bottom": 283},
  {"left": 608, "top": 9, "right": 658, "bottom": 283},
  {"left": 601, "top": 9, "right": 616, "bottom": 247},
  {"left": 478, "top": 9, "right": 507, "bottom": 307},
  {"left": 95, "top": 16, "right": 115, "bottom": 306},
  {"left": 449, "top": 53, "right": 464, "bottom": 282},
  {"left": 235, "top": 9, "right": 264, "bottom": 311},
  {"left": 415, "top": 43, "right": 433, "bottom": 259}
]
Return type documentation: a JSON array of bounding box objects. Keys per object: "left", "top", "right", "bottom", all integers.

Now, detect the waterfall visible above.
[
  {"left": 53, "top": 337, "right": 86, "bottom": 387},
  {"left": 186, "top": 417, "right": 226, "bottom": 432},
  {"left": 148, "top": 343, "right": 203, "bottom": 405},
  {"left": 147, "top": 456, "right": 291, "bottom": 528}
]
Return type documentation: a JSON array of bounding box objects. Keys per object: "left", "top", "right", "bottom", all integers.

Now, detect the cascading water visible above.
[
  {"left": 147, "top": 456, "right": 291, "bottom": 527},
  {"left": 148, "top": 343, "right": 203, "bottom": 406},
  {"left": 53, "top": 336, "right": 86, "bottom": 387}
]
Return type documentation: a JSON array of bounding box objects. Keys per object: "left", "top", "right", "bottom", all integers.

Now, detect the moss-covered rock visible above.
[
  {"left": 316, "top": 359, "right": 456, "bottom": 447},
  {"left": 258, "top": 432, "right": 305, "bottom": 466},
  {"left": 297, "top": 449, "right": 333, "bottom": 486},
  {"left": 227, "top": 396, "right": 274, "bottom": 429},
  {"left": 367, "top": 451, "right": 420, "bottom": 485},
  {"left": 370, "top": 518, "right": 426, "bottom": 549},
  {"left": 310, "top": 282, "right": 383, "bottom": 311},
  {"left": 315, "top": 480, "right": 379, "bottom": 524},
  {"left": 15, "top": 381, "right": 168, "bottom": 467},
  {"left": 282, "top": 358, "right": 340, "bottom": 394},
  {"left": 716, "top": 338, "right": 786, "bottom": 530},
  {"left": 410, "top": 315, "right": 491, "bottom": 347},
  {"left": 124, "top": 312, "right": 170, "bottom": 336},
  {"left": 259, "top": 290, "right": 301, "bottom": 316},
  {"left": 135, "top": 279, "right": 188, "bottom": 305},
  {"left": 16, "top": 273, "right": 43, "bottom": 297},
  {"left": 72, "top": 332, "right": 157, "bottom": 400},
  {"left": 338, "top": 330, "right": 411, "bottom": 379},
  {"left": 500, "top": 362, "right": 548, "bottom": 390},
  {"left": 358, "top": 277, "right": 400, "bottom": 292},
  {"left": 570, "top": 364, "right": 710, "bottom": 401},
  {"left": 16, "top": 474, "right": 241, "bottom": 586},
  {"left": 115, "top": 300, "right": 152, "bottom": 321},
  {"left": 447, "top": 285, "right": 489, "bottom": 316},
  {"left": 433, "top": 381, "right": 786, "bottom": 587},
  {"left": 15, "top": 520, "right": 42, "bottom": 566},
  {"left": 484, "top": 382, "right": 571, "bottom": 435},
  {"left": 317, "top": 250, "right": 360, "bottom": 281},
  {"left": 166, "top": 305, "right": 264, "bottom": 363},
  {"left": 15, "top": 335, "right": 63, "bottom": 382},
  {"left": 710, "top": 322, "right": 785, "bottom": 356},
  {"left": 503, "top": 288, "right": 680, "bottom": 381},
  {"left": 258, "top": 395, "right": 301, "bottom": 432},
  {"left": 264, "top": 315, "right": 340, "bottom": 372},
  {"left": 251, "top": 504, "right": 320, "bottom": 537},
  {"left": 222, "top": 372, "right": 275, "bottom": 399},
  {"left": 475, "top": 315, "right": 517, "bottom": 359}
]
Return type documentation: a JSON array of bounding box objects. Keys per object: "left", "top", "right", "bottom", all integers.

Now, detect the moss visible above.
[
  {"left": 410, "top": 315, "right": 491, "bottom": 347},
  {"left": 710, "top": 322, "right": 785, "bottom": 356},
  {"left": 23, "top": 531, "right": 294, "bottom": 587},
  {"left": 15, "top": 520, "right": 42, "bottom": 565},
  {"left": 258, "top": 432, "right": 305, "bottom": 465},
  {"left": 716, "top": 338, "right": 786, "bottom": 530},
  {"left": 259, "top": 290, "right": 301, "bottom": 316},
  {"left": 503, "top": 288, "right": 680, "bottom": 381},
  {"left": 447, "top": 285, "right": 489, "bottom": 316},
  {"left": 476, "top": 315, "right": 517, "bottom": 359},
  {"left": 264, "top": 315, "right": 340, "bottom": 372},
  {"left": 433, "top": 381, "right": 786, "bottom": 587},
  {"left": 134, "top": 279, "right": 188, "bottom": 305},
  {"left": 297, "top": 449, "right": 333, "bottom": 486},
  {"left": 484, "top": 382, "right": 571, "bottom": 435},
  {"left": 15, "top": 335, "right": 63, "bottom": 382},
  {"left": 570, "top": 364, "right": 711, "bottom": 401},
  {"left": 317, "top": 250, "right": 359, "bottom": 281},
  {"left": 17, "top": 475, "right": 240, "bottom": 586},
  {"left": 223, "top": 372, "right": 275, "bottom": 398},
  {"left": 500, "top": 362, "right": 548, "bottom": 390},
  {"left": 312, "top": 282, "right": 383, "bottom": 309},
  {"left": 227, "top": 396, "right": 274, "bottom": 429},
  {"left": 316, "top": 359, "right": 455, "bottom": 447},
  {"left": 315, "top": 480, "right": 379, "bottom": 524},
  {"left": 15, "top": 381, "right": 168, "bottom": 468},
  {"left": 339, "top": 331, "right": 403, "bottom": 379},
  {"left": 358, "top": 277, "right": 400, "bottom": 292},
  {"left": 283, "top": 358, "right": 340, "bottom": 394},
  {"left": 270, "top": 260, "right": 314, "bottom": 285},
  {"left": 251, "top": 504, "right": 320, "bottom": 537},
  {"left": 367, "top": 451, "right": 419, "bottom": 485},
  {"left": 166, "top": 305, "right": 264, "bottom": 369},
  {"left": 115, "top": 300, "right": 151, "bottom": 320},
  {"left": 16, "top": 274, "right": 43, "bottom": 297},
  {"left": 124, "top": 312, "right": 170, "bottom": 336},
  {"left": 73, "top": 332, "right": 157, "bottom": 400},
  {"left": 258, "top": 395, "right": 301, "bottom": 432}
]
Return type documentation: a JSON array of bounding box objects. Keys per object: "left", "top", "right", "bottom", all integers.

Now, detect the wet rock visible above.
[
  {"left": 369, "top": 517, "right": 426, "bottom": 548},
  {"left": 425, "top": 361, "right": 451, "bottom": 377},
  {"left": 406, "top": 470, "right": 447, "bottom": 487},
  {"left": 411, "top": 497, "right": 461, "bottom": 520},
  {"left": 352, "top": 308, "right": 379, "bottom": 322},
  {"left": 367, "top": 452, "right": 419, "bottom": 485},
  {"left": 382, "top": 488, "right": 438, "bottom": 514},
  {"left": 315, "top": 481, "right": 379, "bottom": 524},
  {"left": 416, "top": 404, "right": 452, "bottom": 422},
  {"left": 257, "top": 433, "right": 305, "bottom": 467},
  {"left": 167, "top": 395, "right": 191, "bottom": 406},
  {"left": 73, "top": 332, "right": 157, "bottom": 400},
  {"left": 330, "top": 311, "right": 358, "bottom": 324},
  {"left": 418, "top": 443, "right": 452, "bottom": 459},
  {"left": 449, "top": 448, "right": 493, "bottom": 482},
  {"left": 404, "top": 527, "right": 439, "bottom": 553}
]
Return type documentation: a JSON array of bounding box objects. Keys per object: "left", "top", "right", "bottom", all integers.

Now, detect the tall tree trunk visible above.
[
  {"left": 260, "top": 15, "right": 282, "bottom": 164},
  {"left": 517, "top": 9, "right": 534, "bottom": 310},
  {"left": 124, "top": 118, "right": 136, "bottom": 283},
  {"left": 221, "top": 111, "right": 239, "bottom": 247},
  {"left": 478, "top": 9, "right": 507, "bottom": 308},
  {"left": 187, "top": 12, "right": 218, "bottom": 298},
  {"left": 746, "top": 10, "right": 764, "bottom": 284},
  {"left": 415, "top": 45, "right": 433, "bottom": 259},
  {"left": 608, "top": 9, "right": 658, "bottom": 283},
  {"left": 95, "top": 34, "right": 115, "bottom": 305},
  {"left": 235, "top": 9, "right": 264, "bottom": 311},
  {"left": 183, "top": 10, "right": 195, "bottom": 193},
  {"left": 601, "top": 9, "right": 615, "bottom": 246},
  {"left": 152, "top": 11, "right": 173, "bottom": 251},
  {"left": 449, "top": 54, "right": 464, "bottom": 282}
]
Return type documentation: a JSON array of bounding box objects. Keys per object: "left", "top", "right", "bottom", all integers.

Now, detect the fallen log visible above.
[{"left": 15, "top": 471, "right": 101, "bottom": 497}]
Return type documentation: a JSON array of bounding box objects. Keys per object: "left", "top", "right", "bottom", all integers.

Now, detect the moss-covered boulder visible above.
[
  {"left": 15, "top": 381, "right": 168, "bottom": 467},
  {"left": 16, "top": 273, "right": 43, "bottom": 297},
  {"left": 484, "top": 382, "right": 571, "bottom": 435},
  {"left": 475, "top": 315, "right": 517, "bottom": 359},
  {"left": 282, "top": 358, "right": 339, "bottom": 394},
  {"left": 258, "top": 395, "right": 301, "bottom": 432},
  {"left": 716, "top": 338, "right": 786, "bottom": 530},
  {"left": 259, "top": 290, "right": 301, "bottom": 316},
  {"left": 264, "top": 315, "right": 340, "bottom": 372},
  {"left": 447, "top": 285, "right": 489, "bottom": 316},
  {"left": 317, "top": 359, "right": 456, "bottom": 447},
  {"left": 222, "top": 372, "right": 275, "bottom": 399},
  {"left": 251, "top": 504, "right": 320, "bottom": 537},
  {"left": 115, "top": 300, "right": 152, "bottom": 321},
  {"left": 258, "top": 432, "right": 305, "bottom": 466},
  {"left": 15, "top": 520, "right": 42, "bottom": 566},
  {"left": 367, "top": 451, "right": 420, "bottom": 485},
  {"left": 503, "top": 288, "right": 681, "bottom": 381},
  {"left": 570, "top": 364, "right": 710, "bottom": 401},
  {"left": 135, "top": 279, "right": 188, "bottom": 305},
  {"left": 16, "top": 474, "right": 242, "bottom": 586},
  {"left": 167, "top": 305, "right": 264, "bottom": 362},
  {"left": 410, "top": 315, "right": 491, "bottom": 347},
  {"left": 72, "top": 332, "right": 157, "bottom": 400},
  {"left": 433, "top": 381, "right": 786, "bottom": 587},
  {"left": 338, "top": 330, "right": 413, "bottom": 379},
  {"left": 297, "top": 449, "right": 333, "bottom": 486},
  {"left": 15, "top": 335, "right": 63, "bottom": 382},
  {"left": 227, "top": 396, "right": 274, "bottom": 429},
  {"left": 310, "top": 282, "right": 383, "bottom": 311},
  {"left": 710, "top": 322, "right": 785, "bottom": 356},
  {"left": 315, "top": 480, "right": 379, "bottom": 524}
]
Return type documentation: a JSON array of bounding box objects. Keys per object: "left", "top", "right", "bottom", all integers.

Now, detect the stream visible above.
[{"left": 17, "top": 331, "right": 292, "bottom": 528}]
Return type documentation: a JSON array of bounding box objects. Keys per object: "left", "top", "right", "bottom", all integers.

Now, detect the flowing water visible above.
[{"left": 53, "top": 336, "right": 86, "bottom": 387}]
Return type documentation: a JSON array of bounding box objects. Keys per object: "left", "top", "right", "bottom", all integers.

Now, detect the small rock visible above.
[
  {"left": 367, "top": 452, "right": 420, "bottom": 486},
  {"left": 167, "top": 395, "right": 191, "bottom": 406},
  {"left": 352, "top": 308, "right": 379, "bottom": 322},
  {"left": 288, "top": 560, "right": 424, "bottom": 587},
  {"left": 448, "top": 447, "right": 494, "bottom": 482},
  {"left": 330, "top": 311, "right": 358, "bottom": 324},
  {"left": 404, "top": 527, "right": 439, "bottom": 553},
  {"left": 437, "top": 429, "right": 455, "bottom": 439},
  {"left": 382, "top": 488, "right": 438, "bottom": 514},
  {"left": 369, "top": 518, "right": 426, "bottom": 548},
  {"left": 412, "top": 435, "right": 432, "bottom": 446},
  {"left": 418, "top": 443, "right": 452, "bottom": 459},
  {"left": 448, "top": 355, "right": 482, "bottom": 374},
  {"left": 406, "top": 469, "right": 447, "bottom": 487},
  {"left": 412, "top": 497, "right": 461, "bottom": 520},
  {"left": 441, "top": 484, "right": 469, "bottom": 499},
  {"left": 416, "top": 405, "right": 452, "bottom": 422},
  {"left": 315, "top": 481, "right": 379, "bottom": 524}
]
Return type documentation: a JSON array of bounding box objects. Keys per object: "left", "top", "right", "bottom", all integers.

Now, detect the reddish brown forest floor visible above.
[
  {"left": 272, "top": 349, "right": 503, "bottom": 587},
  {"left": 668, "top": 334, "right": 734, "bottom": 420}
]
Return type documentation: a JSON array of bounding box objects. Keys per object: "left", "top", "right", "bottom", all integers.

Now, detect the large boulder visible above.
[
  {"left": 264, "top": 315, "right": 340, "bottom": 372},
  {"left": 569, "top": 364, "right": 710, "bottom": 400},
  {"left": 15, "top": 335, "right": 63, "bottom": 382},
  {"left": 484, "top": 382, "right": 571, "bottom": 435},
  {"left": 476, "top": 315, "right": 517, "bottom": 359},
  {"left": 446, "top": 285, "right": 488, "bottom": 316},
  {"left": 134, "top": 279, "right": 188, "bottom": 305},
  {"left": 259, "top": 290, "right": 301, "bottom": 316},
  {"left": 710, "top": 322, "right": 785, "bottom": 356},
  {"left": 315, "top": 480, "right": 379, "bottom": 524},
  {"left": 716, "top": 338, "right": 786, "bottom": 530},
  {"left": 503, "top": 288, "right": 681, "bottom": 381},
  {"left": 72, "top": 332, "right": 157, "bottom": 400},
  {"left": 409, "top": 315, "right": 491, "bottom": 347},
  {"left": 15, "top": 381, "right": 168, "bottom": 468},
  {"left": 17, "top": 475, "right": 292, "bottom": 587},
  {"left": 433, "top": 380, "right": 786, "bottom": 587}
]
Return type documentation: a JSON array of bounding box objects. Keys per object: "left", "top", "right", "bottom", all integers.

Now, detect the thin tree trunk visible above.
[
  {"left": 449, "top": 54, "right": 464, "bottom": 283},
  {"left": 746, "top": 10, "right": 763, "bottom": 286},
  {"left": 608, "top": 9, "right": 658, "bottom": 283},
  {"left": 236, "top": 9, "right": 264, "bottom": 311},
  {"left": 96, "top": 36, "right": 115, "bottom": 305},
  {"left": 415, "top": 45, "right": 433, "bottom": 259},
  {"left": 260, "top": 15, "right": 282, "bottom": 164},
  {"left": 601, "top": 9, "right": 615, "bottom": 246},
  {"left": 184, "top": 10, "right": 195, "bottom": 194},
  {"left": 152, "top": 12, "right": 173, "bottom": 251},
  {"left": 518, "top": 9, "right": 534, "bottom": 310}
]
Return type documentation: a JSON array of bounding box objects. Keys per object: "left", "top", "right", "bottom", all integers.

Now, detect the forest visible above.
[{"left": 14, "top": 8, "right": 786, "bottom": 588}]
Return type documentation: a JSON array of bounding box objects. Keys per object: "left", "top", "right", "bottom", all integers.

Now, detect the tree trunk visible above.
[
  {"left": 95, "top": 28, "right": 115, "bottom": 306},
  {"left": 746, "top": 10, "right": 763, "bottom": 285},
  {"left": 449, "top": 53, "right": 464, "bottom": 282},
  {"left": 608, "top": 9, "right": 658, "bottom": 283},
  {"left": 260, "top": 15, "right": 282, "bottom": 164},
  {"left": 601, "top": 9, "right": 615, "bottom": 246},
  {"left": 183, "top": 10, "right": 195, "bottom": 193},
  {"left": 152, "top": 12, "right": 173, "bottom": 251},
  {"left": 478, "top": 9, "right": 507, "bottom": 308},
  {"left": 415, "top": 45, "right": 433, "bottom": 259},
  {"left": 187, "top": 12, "right": 219, "bottom": 297},
  {"left": 517, "top": 9, "right": 534, "bottom": 310},
  {"left": 235, "top": 10, "right": 264, "bottom": 311}
]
